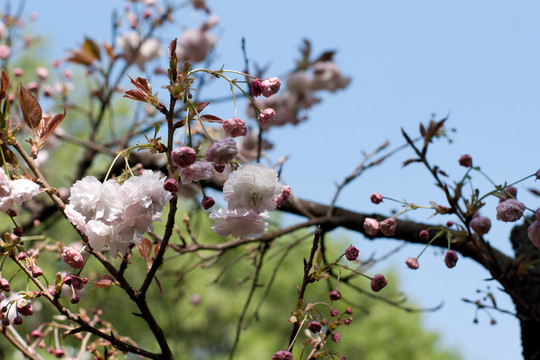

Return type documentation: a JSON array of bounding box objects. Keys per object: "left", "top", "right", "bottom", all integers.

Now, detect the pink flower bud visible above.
[
  {"left": 62, "top": 247, "right": 85, "bottom": 269},
  {"left": 330, "top": 308, "right": 339, "bottom": 317},
  {"left": 222, "top": 117, "right": 247, "bottom": 138},
  {"left": 17, "top": 302, "right": 34, "bottom": 316},
  {"left": 213, "top": 163, "right": 225, "bottom": 173},
  {"left": 370, "top": 274, "right": 387, "bottom": 292},
  {"left": 171, "top": 146, "right": 197, "bottom": 168},
  {"left": 27, "top": 82, "right": 39, "bottom": 91},
  {"left": 71, "top": 295, "right": 80, "bottom": 304},
  {"left": 331, "top": 332, "right": 341, "bottom": 343},
  {"left": 419, "top": 229, "right": 429, "bottom": 240},
  {"left": 31, "top": 329, "right": 42, "bottom": 338},
  {"left": 275, "top": 186, "right": 291, "bottom": 207},
  {"left": 163, "top": 178, "right": 179, "bottom": 193},
  {"left": 261, "top": 77, "right": 281, "bottom": 97},
  {"left": 458, "top": 154, "right": 472, "bottom": 167},
  {"left": 444, "top": 250, "right": 458, "bottom": 268},
  {"left": 54, "top": 349, "right": 65, "bottom": 358},
  {"left": 250, "top": 79, "right": 264, "bottom": 97},
  {"left": 13, "top": 227, "right": 23, "bottom": 237},
  {"left": 36, "top": 67, "right": 49, "bottom": 80},
  {"left": 380, "top": 218, "right": 396, "bottom": 236},
  {"left": 32, "top": 266, "right": 43, "bottom": 278},
  {"left": 496, "top": 199, "right": 525, "bottom": 222},
  {"left": 201, "top": 196, "right": 215, "bottom": 210},
  {"left": 405, "top": 257, "right": 419, "bottom": 270},
  {"left": 329, "top": 290, "right": 341, "bottom": 301},
  {"left": 536, "top": 169, "right": 540, "bottom": 180},
  {"left": 272, "top": 350, "right": 293, "bottom": 360},
  {"left": 205, "top": 138, "right": 238, "bottom": 164},
  {"left": 13, "top": 68, "right": 24, "bottom": 77},
  {"left": 13, "top": 316, "right": 23, "bottom": 325},
  {"left": 363, "top": 218, "right": 379, "bottom": 236},
  {"left": 370, "top": 192, "right": 383, "bottom": 204},
  {"left": 345, "top": 307, "right": 353, "bottom": 314},
  {"left": 0, "top": 45, "right": 11, "bottom": 60},
  {"left": 345, "top": 245, "right": 359, "bottom": 261},
  {"left": 42, "top": 85, "right": 54, "bottom": 97},
  {"left": 308, "top": 321, "right": 322, "bottom": 333},
  {"left": 470, "top": 216, "right": 491, "bottom": 235},
  {"left": 64, "top": 68, "right": 73, "bottom": 80},
  {"left": 446, "top": 221, "right": 454, "bottom": 227},
  {"left": 258, "top": 108, "right": 275, "bottom": 127}
]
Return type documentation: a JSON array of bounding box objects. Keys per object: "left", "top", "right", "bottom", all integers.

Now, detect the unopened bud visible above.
[
  {"left": 272, "top": 350, "right": 293, "bottom": 360},
  {"left": 419, "top": 229, "right": 429, "bottom": 240},
  {"left": 222, "top": 117, "right": 247, "bottom": 138},
  {"left": 370, "top": 192, "right": 383, "bottom": 204},
  {"left": 344, "top": 245, "right": 359, "bottom": 261},
  {"left": 163, "top": 178, "right": 179, "bottom": 193},
  {"left": 444, "top": 250, "right": 458, "bottom": 268},
  {"left": 329, "top": 290, "right": 341, "bottom": 301},
  {"left": 171, "top": 146, "right": 197, "bottom": 168},
  {"left": 380, "top": 218, "right": 396, "bottom": 236},
  {"left": 201, "top": 196, "right": 215, "bottom": 210},
  {"left": 363, "top": 218, "right": 379, "bottom": 236},
  {"left": 308, "top": 321, "right": 322, "bottom": 333},
  {"left": 458, "top": 154, "right": 472, "bottom": 167},
  {"left": 405, "top": 257, "right": 419, "bottom": 270},
  {"left": 62, "top": 247, "right": 85, "bottom": 269},
  {"left": 370, "top": 274, "right": 387, "bottom": 292}
]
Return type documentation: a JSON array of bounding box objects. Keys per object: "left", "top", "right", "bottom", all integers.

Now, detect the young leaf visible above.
[
  {"left": 93, "top": 274, "right": 119, "bottom": 288},
  {"left": 0, "top": 71, "right": 8, "bottom": 100},
  {"left": 83, "top": 37, "right": 101, "bottom": 61},
  {"left": 199, "top": 114, "right": 222, "bottom": 123},
  {"left": 19, "top": 85, "right": 42, "bottom": 129},
  {"left": 137, "top": 237, "right": 153, "bottom": 261}
]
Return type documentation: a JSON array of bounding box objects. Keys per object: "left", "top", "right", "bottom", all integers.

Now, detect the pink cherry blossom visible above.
[
  {"left": 210, "top": 208, "right": 269, "bottom": 238},
  {"left": 223, "top": 164, "right": 284, "bottom": 213},
  {"left": 205, "top": 138, "right": 238, "bottom": 164}
]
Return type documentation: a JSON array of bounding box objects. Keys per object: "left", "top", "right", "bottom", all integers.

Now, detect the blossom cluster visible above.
[
  {"left": 0, "top": 168, "right": 40, "bottom": 212},
  {"left": 65, "top": 170, "right": 172, "bottom": 257},
  {"left": 248, "top": 60, "right": 350, "bottom": 126},
  {"left": 210, "top": 164, "right": 291, "bottom": 239}
]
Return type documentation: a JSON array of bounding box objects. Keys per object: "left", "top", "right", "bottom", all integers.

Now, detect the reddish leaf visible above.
[
  {"left": 46, "top": 109, "right": 66, "bottom": 135},
  {"left": 193, "top": 102, "right": 210, "bottom": 113},
  {"left": 31, "top": 108, "right": 66, "bottom": 156},
  {"left": 0, "top": 71, "right": 8, "bottom": 100},
  {"left": 93, "top": 274, "right": 118, "bottom": 288},
  {"left": 104, "top": 42, "right": 115, "bottom": 60},
  {"left": 67, "top": 42, "right": 98, "bottom": 66},
  {"left": 314, "top": 51, "right": 335, "bottom": 63},
  {"left": 137, "top": 237, "right": 153, "bottom": 261},
  {"left": 19, "top": 85, "right": 42, "bottom": 129},
  {"left": 419, "top": 123, "right": 426, "bottom": 138},
  {"left": 199, "top": 114, "right": 222, "bottom": 123}
]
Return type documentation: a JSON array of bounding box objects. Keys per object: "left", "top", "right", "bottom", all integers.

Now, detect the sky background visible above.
[{"left": 17, "top": 0, "right": 540, "bottom": 359}]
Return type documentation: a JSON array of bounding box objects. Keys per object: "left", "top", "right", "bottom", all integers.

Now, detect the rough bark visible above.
[{"left": 510, "top": 221, "right": 540, "bottom": 360}]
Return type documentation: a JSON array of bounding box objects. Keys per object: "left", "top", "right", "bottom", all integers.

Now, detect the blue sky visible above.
[{"left": 21, "top": 0, "right": 540, "bottom": 359}]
